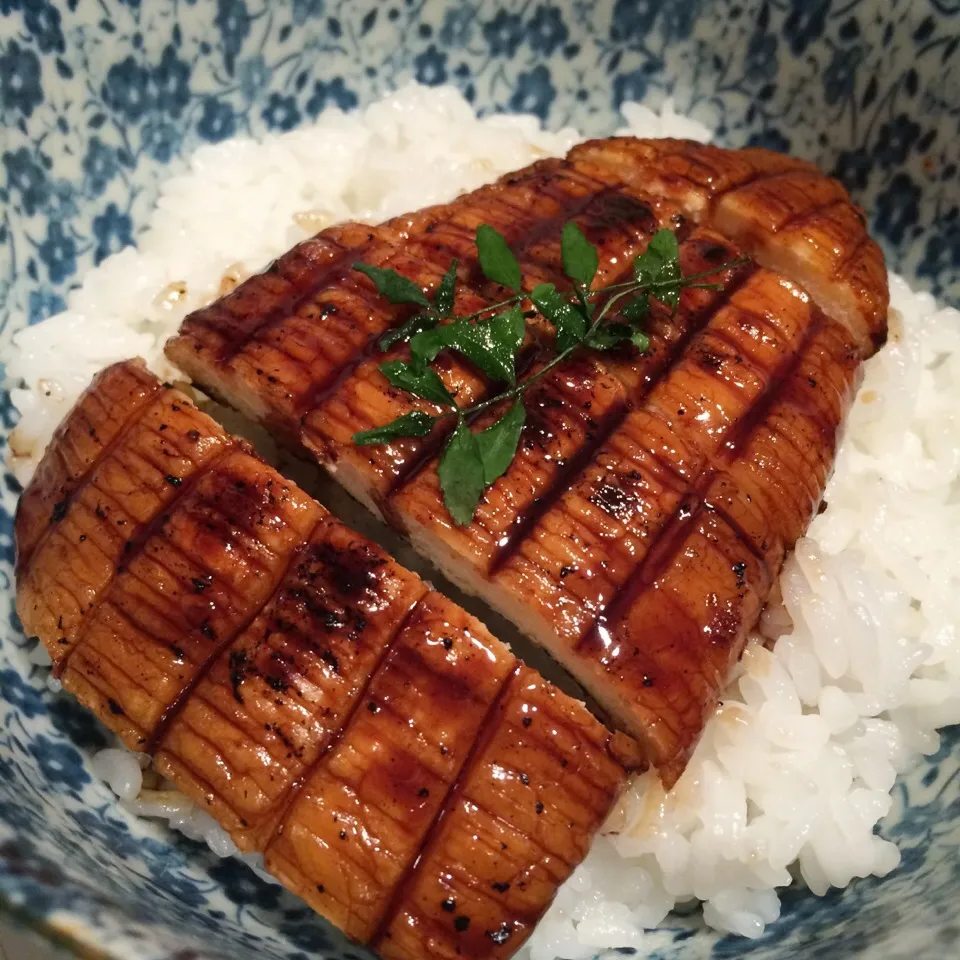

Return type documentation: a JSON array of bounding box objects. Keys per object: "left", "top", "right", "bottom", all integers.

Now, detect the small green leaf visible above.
[
  {"left": 485, "top": 305, "right": 527, "bottom": 372},
  {"left": 409, "top": 306, "right": 526, "bottom": 384},
  {"left": 379, "top": 312, "right": 438, "bottom": 351},
  {"left": 632, "top": 250, "right": 663, "bottom": 287},
  {"left": 652, "top": 259, "right": 682, "bottom": 313},
  {"left": 353, "top": 410, "right": 437, "bottom": 446},
  {"left": 630, "top": 330, "right": 651, "bottom": 351},
  {"left": 647, "top": 228, "right": 680, "bottom": 265},
  {"left": 633, "top": 229, "right": 680, "bottom": 288},
  {"left": 380, "top": 360, "right": 454, "bottom": 407},
  {"left": 354, "top": 262, "right": 431, "bottom": 307},
  {"left": 531, "top": 282, "right": 587, "bottom": 354},
  {"left": 621, "top": 294, "right": 649, "bottom": 322},
  {"left": 435, "top": 259, "right": 459, "bottom": 317},
  {"left": 407, "top": 326, "right": 448, "bottom": 367},
  {"left": 561, "top": 221, "right": 599, "bottom": 288},
  {"left": 438, "top": 419, "right": 486, "bottom": 526},
  {"left": 476, "top": 400, "right": 526, "bottom": 486},
  {"left": 476, "top": 224, "right": 522, "bottom": 291},
  {"left": 585, "top": 322, "right": 633, "bottom": 350}
]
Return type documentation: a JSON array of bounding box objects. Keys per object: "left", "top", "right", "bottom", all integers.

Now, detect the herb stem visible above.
[
  {"left": 593, "top": 255, "right": 751, "bottom": 299},
  {"left": 455, "top": 283, "right": 641, "bottom": 422},
  {"left": 452, "top": 292, "right": 526, "bottom": 324}
]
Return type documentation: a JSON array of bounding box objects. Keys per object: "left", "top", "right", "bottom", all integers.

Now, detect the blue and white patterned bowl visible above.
[{"left": 1, "top": 2, "right": 958, "bottom": 958}]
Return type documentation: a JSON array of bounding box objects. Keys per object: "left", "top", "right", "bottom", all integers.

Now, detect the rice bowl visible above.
[{"left": 4, "top": 83, "right": 960, "bottom": 958}]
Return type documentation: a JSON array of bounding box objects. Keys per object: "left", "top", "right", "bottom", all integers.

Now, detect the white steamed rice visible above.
[{"left": 5, "top": 83, "right": 960, "bottom": 954}]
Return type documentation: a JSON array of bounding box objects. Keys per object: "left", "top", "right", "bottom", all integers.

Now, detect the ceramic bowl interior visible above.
[{"left": 0, "top": 2, "right": 958, "bottom": 958}]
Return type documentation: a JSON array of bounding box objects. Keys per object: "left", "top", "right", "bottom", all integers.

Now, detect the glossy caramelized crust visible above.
[
  {"left": 14, "top": 361, "right": 638, "bottom": 960},
  {"left": 164, "top": 137, "right": 886, "bottom": 778}
]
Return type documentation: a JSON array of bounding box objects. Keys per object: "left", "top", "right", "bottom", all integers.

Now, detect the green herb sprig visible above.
[{"left": 352, "top": 223, "right": 747, "bottom": 526}]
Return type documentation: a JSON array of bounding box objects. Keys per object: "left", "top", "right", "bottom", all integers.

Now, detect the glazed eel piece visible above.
[
  {"left": 15, "top": 360, "right": 642, "bottom": 960},
  {"left": 165, "top": 137, "right": 889, "bottom": 781}
]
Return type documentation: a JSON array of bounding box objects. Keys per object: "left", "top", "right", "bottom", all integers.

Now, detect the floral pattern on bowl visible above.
[{"left": 0, "top": 1, "right": 958, "bottom": 958}]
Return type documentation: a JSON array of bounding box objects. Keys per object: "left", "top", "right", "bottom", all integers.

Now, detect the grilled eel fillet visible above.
[
  {"left": 15, "top": 360, "right": 642, "bottom": 960},
  {"left": 165, "top": 137, "right": 889, "bottom": 781}
]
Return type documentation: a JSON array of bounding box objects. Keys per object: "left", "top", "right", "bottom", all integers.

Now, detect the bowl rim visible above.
[{"left": 0, "top": 891, "right": 110, "bottom": 960}]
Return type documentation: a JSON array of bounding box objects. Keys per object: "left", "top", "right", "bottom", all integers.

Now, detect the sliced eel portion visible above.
[
  {"left": 373, "top": 666, "right": 630, "bottom": 960},
  {"left": 15, "top": 360, "right": 638, "bottom": 960},
  {"left": 568, "top": 137, "right": 887, "bottom": 351},
  {"left": 168, "top": 153, "right": 688, "bottom": 515},
  {"left": 264, "top": 590, "right": 516, "bottom": 942},
  {"left": 15, "top": 368, "right": 235, "bottom": 670},
  {"left": 164, "top": 137, "right": 887, "bottom": 778},
  {"left": 61, "top": 447, "right": 319, "bottom": 749},
  {"left": 154, "top": 517, "right": 427, "bottom": 851}
]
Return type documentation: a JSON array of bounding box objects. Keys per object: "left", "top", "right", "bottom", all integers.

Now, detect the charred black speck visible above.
[
  {"left": 316, "top": 884, "right": 325, "bottom": 894},
  {"left": 701, "top": 243, "right": 731, "bottom": 263},
  {"left": 229, "top": 650, "right": 248, "bottom": 702},
  {"left": 266, "top": 674, "right": 289, "bottom": 693},
  {"left": 320, "top": 649, "right": 340, "bottom": 673},
  {"left": 440, "top": 898, "right": 456, "bottom": 913},
  {"left": 441, "top": 637, "right": 454, "bottom": 650},
  {"left": 107, "top": 698, "right": 124, "bottom": 716},
  {"left": 192, "top": 577, "right": 210, "bottom": 593},
  {"left": 486, "top": 923, "right": 513, "bottom": 945},
  {"left": 642, "top": 674, "right": 655, "bottom": 687},
  {"left": 589, "top": 483, "right": 633, "bottom": 523},
  {"left": 732, "top": 561, "right": 747, "bottom": 586},
  {"left": 559, "top": 565, "right": 576, "bottom": 578},
  {"left": 594, "top": 192, "right": 657, "bottom": 231},
  {"left": 522, "top": 716, "right": 533, "bottom": 728},
  {"left": 535, "top": 801, "right": 544, "bottom": 814},
  {"left": 287, "top": 588, "right": 347, "bottom": 630},
  {"left": 51, "top": 500, "right": 68, "bottom": 524},
  {"left": 164, "top": 475, "right": 182, "bottom": 487},
  {"left": 454, "top": 916, "right": 470, "bottom": 933},
  {"left": 307, "top": 541, "right": 387, "bottom": 597},
  {"left": 519, "top": 771, "right": 529, "bottom": 785},
  {"left": 367, "top": 700, "right": 380, "bottom": 714},
  {"left": 699, "top": 350, "right": 723, "bottom": 370},
  {"left": 418, "top": 787, "right": 430, "bottom": 797},
  {"left": 200, "top": 621, "right": 216, "bottom": 641}
]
